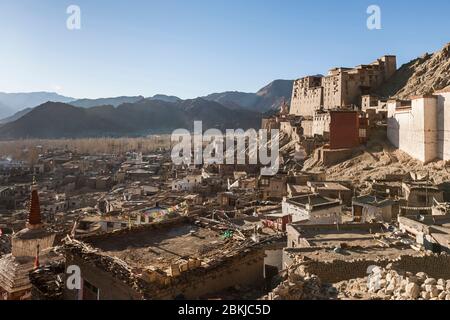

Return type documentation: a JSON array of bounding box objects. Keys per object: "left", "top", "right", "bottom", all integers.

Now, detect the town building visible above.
[
  {"left": 352, "top": 195, "right": 395, "bottom": 223},
  {"left": 387, "top": 89, "right": 450, "bottom": 163},
  {"left": 282, "top": 194, "right": 342, "bottom": 224},
  {"left": 290, "top": 56, "right": 397, "bottom": 117},
  {"left": 171, "top": 174, "right": 203, "bottom": 192},
  {"left": 307, "top": 181, "right": 353, "bottom": 206},
  {"left": 270, "top": 222, "right": 443, "bottom": 301},
  {"left": 257, "top": 174, "right": 287, "bottom": 201},
  {"left": 0, "top": 187, "right": 15, "bottom": 210},
  {"left": 399, "top": 215, "right": 450, "bottom": 253},
  {"left": 63, "top": 217, "right": 282, "bottom": 300},
  {"left": 329, "top": 111, "right": 367, "bottom": 149},
  {"left": 400, "top": 181, "right": 444, "bottom": 216},
  {"left": 262, "top": 212, "right": 292, "bottom": 232}
]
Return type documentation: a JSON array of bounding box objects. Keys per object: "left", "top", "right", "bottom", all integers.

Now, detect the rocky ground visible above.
[
  {"left": 263, "top": 272, "right": 335, "bottom": 300},
  {"left": 335, "top": 266, "right": 450, "bottom": 300},
  {"left": 303, "top": 126, "right": 450, "bottom": 193},
  {"left": 377, "top": 42, "right": 450, "bottom": 99},
  {"left": 263, "top": 261, "right": 450, "bottom": 301}
]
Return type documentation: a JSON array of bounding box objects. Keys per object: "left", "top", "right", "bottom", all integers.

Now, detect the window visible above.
[{"left": 359, "top": 129, "right": 367, "bottom": 138}]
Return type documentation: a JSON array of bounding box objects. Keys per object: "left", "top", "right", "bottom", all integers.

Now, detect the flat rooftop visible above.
[
  {"left": 287, "top": 223, "right": 420, "bottom": 262},
  {"left": 308, "top": 182, "right": 350, "bottom": 191},
  {"left": 291, "top": 223, "right": 387, "bottom": 244},
  {"left": 402, "top": 214, "right": 450, "bottom": 227},
  {"left": 286, "top": 194, "right": 341, "bottom": 211},
  {"left": 287, "top": 245, "right": 419, "bottom": 263},
  {"left": 85, "top": 221, "right": 236, "bottom": 270},
  {"left": 353, "top": 195, "right": 395, "bottom": 208}
]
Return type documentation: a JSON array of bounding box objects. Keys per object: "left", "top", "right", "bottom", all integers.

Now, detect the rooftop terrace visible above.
[{"left": 82, "top": 218, "right": 241, "bottom": 270}]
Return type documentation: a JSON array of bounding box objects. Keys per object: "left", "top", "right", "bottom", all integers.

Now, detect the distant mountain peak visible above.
[
  {"left": 147, "top": 94, "right": 181, "bottom": 103},
  {"left": 69, "top": 96, "right": 145, "bottom": 108},
  {"left": 0, "top": 91, "right": 74, "bottom": 119},
  {"left": 203, "top": 79, "right": 294, "bottom": 113}
]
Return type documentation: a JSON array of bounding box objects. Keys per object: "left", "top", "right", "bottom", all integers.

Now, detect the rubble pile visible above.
[
  {"left": 335, "top": 267, "right": 450, "bottom": 300},
  {"left": 265, "top": 274, "right": 334, "bottom": 300},
  {"left": 263, "top": 261, "right": 336, "bottom": 300},
  {"left": 29, "top": 261, "right": 65, "bottom": 300}
]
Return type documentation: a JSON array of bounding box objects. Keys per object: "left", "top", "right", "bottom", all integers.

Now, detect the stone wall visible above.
[
  {"left": 267, "top": 255, "right": 450, "bottom": 300},
  {"left": 314, "top": 147, "right": 355, "bottom": 166},
  {"left": 81, "top": 216, "right": 190, "bottom": 244},
  {"left": 299, "top": 258, "right": 392, "bottom": 283},
  {"left": 335, "top": 266, "right": 450, "bottom": 300},
  {"left": 391, "top": 255, "right": 450, "bottom": 280},
  {"left": 295, "top": 253, "right": 450, "bottom": 284},
  {"left": 65, "top": 253, "right": 144, "bottom": 300},
  {"left": 161, "top": 249, "right": 265, "bottom": 299}
]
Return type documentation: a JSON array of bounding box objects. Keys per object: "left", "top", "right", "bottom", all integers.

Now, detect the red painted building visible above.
[{"left": 329, "top": 111, "right": 366, "bottom": 150}]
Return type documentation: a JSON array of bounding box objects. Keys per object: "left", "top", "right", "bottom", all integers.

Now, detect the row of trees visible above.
[{"left": 0, "top": 136, "right": 172, "bottom": 162}]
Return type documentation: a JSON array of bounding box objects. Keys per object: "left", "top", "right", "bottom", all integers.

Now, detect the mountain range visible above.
[
  {"left": 69, "top": 96, "right": 145, "bottom": 108},
  {"left": 0, "top": 92, "right": 75, "bottom": 120},
  {"left": 0, "top": 98, "right": 263, "bottom": 139},
  {"left": 0, "top": 80, "right": 293, "bottom": 138},
  {"left": 203, "top": 80, "right": 293, "bottom": 112}
]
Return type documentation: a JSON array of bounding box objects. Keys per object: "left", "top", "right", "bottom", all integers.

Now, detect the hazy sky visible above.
[{"left": 1, "top": 0, "right": 449, "bottom": 99}]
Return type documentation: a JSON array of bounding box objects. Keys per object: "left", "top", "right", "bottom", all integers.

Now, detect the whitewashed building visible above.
[
  {"left": 282, "top": 194, "right": 342, "bottom": 224},
  {"left": 171, "top": 175, "right": 203, "bottom": 192},
  {"left": 387, "top": 89, "right": 450, "bottom": 163}
]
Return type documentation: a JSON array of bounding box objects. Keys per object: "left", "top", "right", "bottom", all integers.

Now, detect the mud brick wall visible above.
[
  {"left": 392, "top": 255, "right": 450, "bottom": 279},
  {"left": 300, "top": 258, "right": 392, "bottom": 283},
  {"left": 299, "top": 254, "right": 450, "bottom": 284},
  {"left": 81, "top": 216, "right": 190, "bottom": 244},
  {"left": 64, "top": 253, "right": 144, "bottom": 300},
  {"left": 155, "top": 249, "right": 266, "bottom": 299},
  {"left": 314, "top": 148, "right": 355, "bottom": 166}
]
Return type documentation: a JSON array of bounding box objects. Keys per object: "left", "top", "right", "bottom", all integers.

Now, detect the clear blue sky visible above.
[{"left": 1, "top": 0, "right": 449, "bottom": 99}]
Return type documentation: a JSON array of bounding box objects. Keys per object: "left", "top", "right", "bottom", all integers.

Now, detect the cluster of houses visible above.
[{"left": 1, "top": 53, "right": 450, "bottom": 300}]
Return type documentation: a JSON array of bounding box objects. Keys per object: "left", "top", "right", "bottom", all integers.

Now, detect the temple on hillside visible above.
[{"left": 0, "top": 179, "right": 56, "bottom": 300}]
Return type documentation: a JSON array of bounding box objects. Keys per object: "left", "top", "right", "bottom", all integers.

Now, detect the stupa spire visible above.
[{"left": 27, "top": 176, "right": 42, "bottom": 229}]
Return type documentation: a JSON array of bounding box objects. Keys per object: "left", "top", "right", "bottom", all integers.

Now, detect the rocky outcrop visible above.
[{"left": 377, "top": 42, "right": 450, "bottom": 99}]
